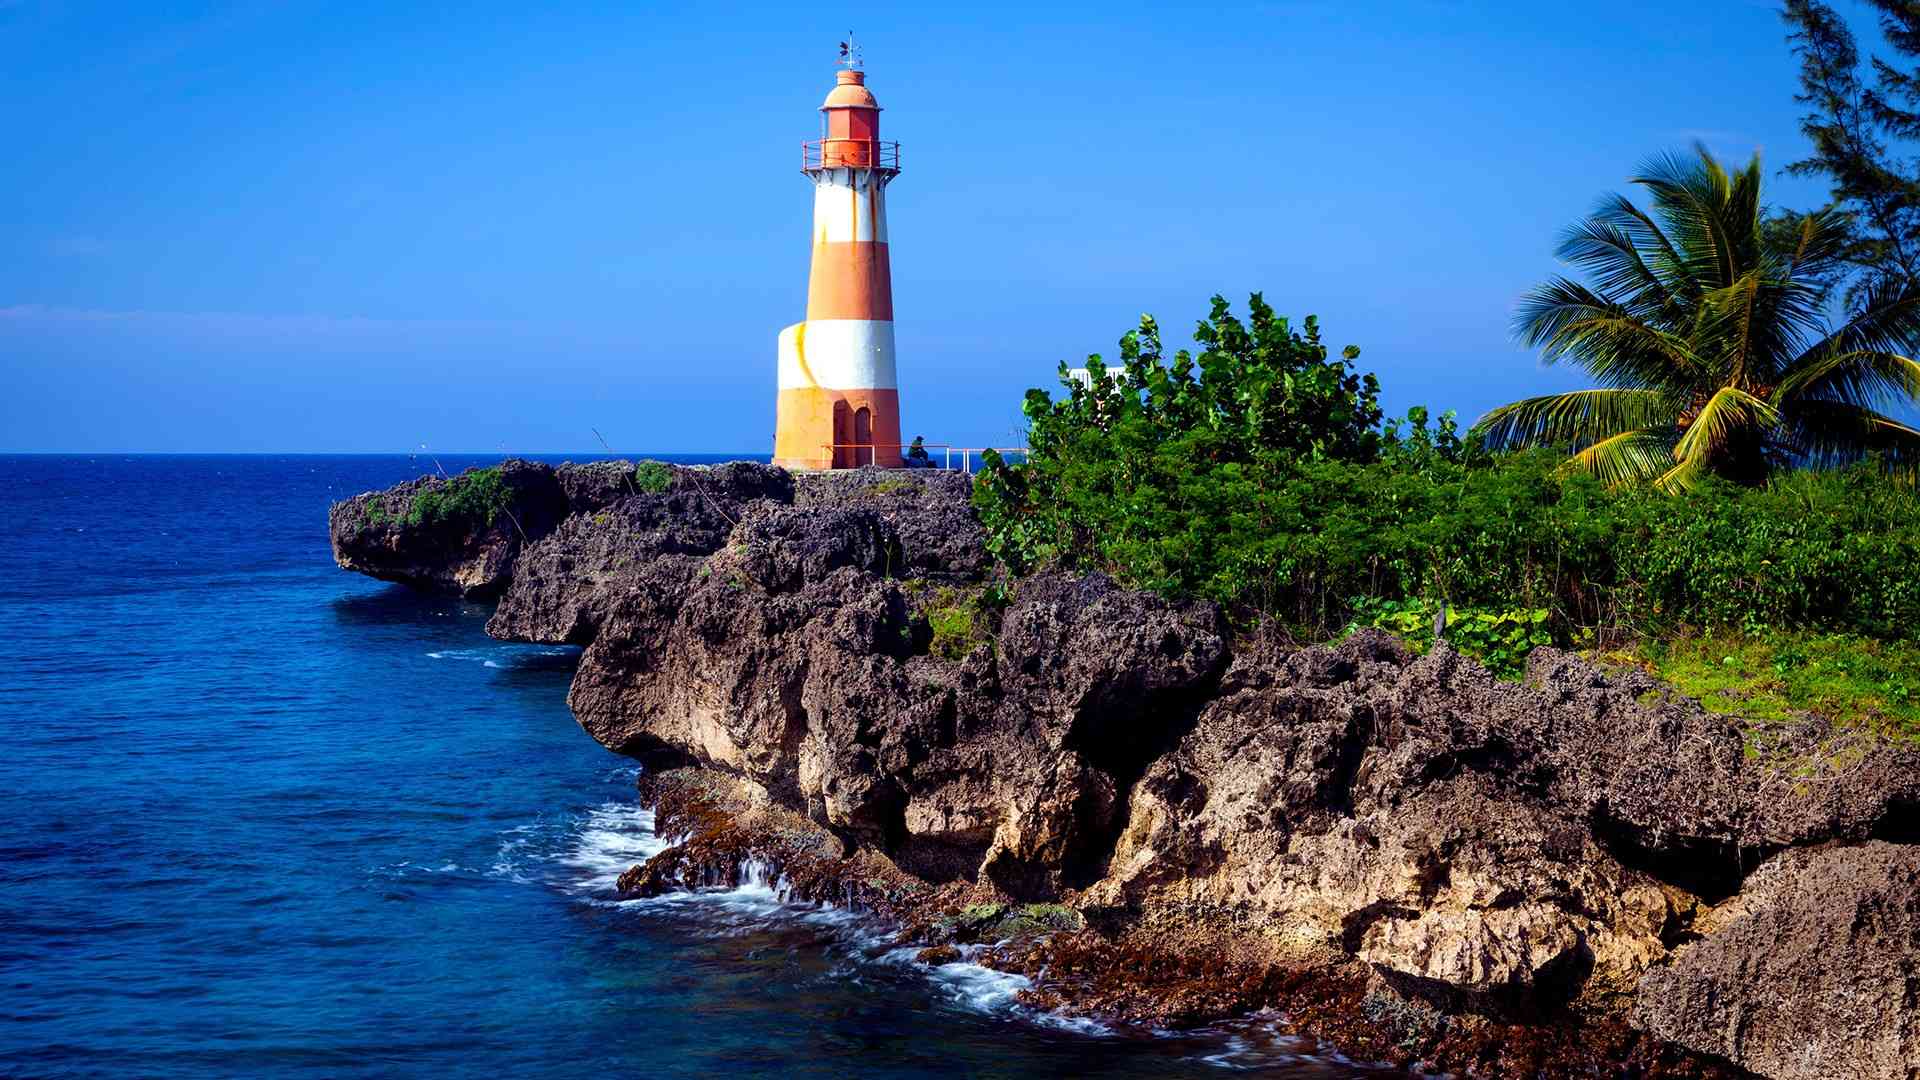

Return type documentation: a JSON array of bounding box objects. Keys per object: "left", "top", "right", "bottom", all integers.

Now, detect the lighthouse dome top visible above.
[{"left": 822, "top": 69, "right": 880, "bottom": 111}]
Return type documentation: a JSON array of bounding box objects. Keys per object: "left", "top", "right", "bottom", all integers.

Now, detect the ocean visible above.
[{"left": 0, "top": 454, "right": 1388, "bottom": 1078}]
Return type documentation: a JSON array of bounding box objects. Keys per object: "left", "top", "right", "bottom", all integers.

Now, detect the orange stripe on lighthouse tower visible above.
[{"left": 773, "top": 58, "right": 903, "bottom": 470}]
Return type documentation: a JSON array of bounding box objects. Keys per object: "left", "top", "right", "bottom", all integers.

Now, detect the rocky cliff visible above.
[{"left": 331, "top": 459, "right": 1920, "bottom": 1079}]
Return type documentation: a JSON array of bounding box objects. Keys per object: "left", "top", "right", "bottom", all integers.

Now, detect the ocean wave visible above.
[
  {"left": 553, "top": 803, "right": 668, "bottom": 890},
  {"left": 876, "top": 943, "right": 1113, "bottom": 1036}
]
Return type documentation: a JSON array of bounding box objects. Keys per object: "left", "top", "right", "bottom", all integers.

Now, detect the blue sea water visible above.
[{"left": 0, "top": 455, "right": 1387, "bottom": 1079}]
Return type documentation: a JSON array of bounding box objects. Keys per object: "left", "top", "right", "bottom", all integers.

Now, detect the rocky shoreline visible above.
[{"left": 330, "top": 459, "right": 1920, "bottom": 1079}]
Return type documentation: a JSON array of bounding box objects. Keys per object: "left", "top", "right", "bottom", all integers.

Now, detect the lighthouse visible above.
[{"left": 773, "top": 47, "right": 903, "bottom": 470}]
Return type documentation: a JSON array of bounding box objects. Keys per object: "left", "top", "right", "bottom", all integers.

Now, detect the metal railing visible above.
[
  {"left": 801, "top": 139, "right": 901, "bottom": 174},
  {"left": 820, "top": 443, "right": 1027, "bottom": 473}
]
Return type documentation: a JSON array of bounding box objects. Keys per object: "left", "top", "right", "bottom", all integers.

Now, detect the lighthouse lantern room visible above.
[{"left": 773, "top": 41, "right": 903, "bottom": 469}]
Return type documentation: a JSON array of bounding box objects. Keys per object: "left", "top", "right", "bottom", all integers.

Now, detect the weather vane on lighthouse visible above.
[{"left": 836, "top": 32, "right": 862, "bottom": 70}]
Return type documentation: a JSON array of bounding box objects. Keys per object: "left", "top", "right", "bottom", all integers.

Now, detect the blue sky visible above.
[{"left": 0, "top": 0, "right": 1879, "bottom": 453}]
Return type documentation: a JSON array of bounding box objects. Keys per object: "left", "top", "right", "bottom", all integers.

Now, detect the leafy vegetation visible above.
[
  {"left": 958, "top": 131, "right": 1920, "bottom": 724},
  {"left": 407, "top": 467, "right": 514, "bottom": 530},
  {"left": 633, "top": 460, "right": 674, "bottom": 494},
  {"left": 974, "top": 293, "right": 1382, "bottom": 597},
  {"left": 1479, "top": 146, "right": 1920, "bottom": 489},
  {"left": 977, "top": 296, "right": 1920, "bottom": 665},
  {"left": 1348, "top": 598, "right": 1554, "bottom": 680}
]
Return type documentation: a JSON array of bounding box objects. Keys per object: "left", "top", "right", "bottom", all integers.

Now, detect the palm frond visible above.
[
  {"left": 1514, "top": 278, "right": 1702, "bottom": 388},
  {"left": 1654, "top": 455, "right": 1706, "bottom": 494},
  {"left": 1558, "top": 212, "right": 1680, "bottom": 323},
  {"left": 1693, "top": 272, "right": 1764, "bottom": 385},
  {"left": 1782, "top": 277, "right": 1920, "bottom": 406},
  {"left": 1782, "top": 399, "right": 1920, "bottom": 480},
  {"left": 1473, "top": 388, "right": 1676, "bottom": 450},
  {"left": 1779, "top": 349, "right": 1920, "bottom": 409},
  {"left": 1632, "top": 145, "right": 1765, "bottom": 293},
  {"left": 1777, "top": 205, "right": 1852, "bottom": 282},
  {"left": 1565, "top": 427, "right": 1681, "bottom": 486},
  {"left": 1672, "top": 385, "right": 1781, "bottom": 465},
  {"left": 1593, "top": 193, "right": 1699, "bottom": 307}
]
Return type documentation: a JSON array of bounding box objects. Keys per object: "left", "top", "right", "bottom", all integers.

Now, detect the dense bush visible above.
[
  {"left": 977, "top": 299, "right": 1920, "bottom": 643},
  {"left": 976, "top": 294, "right": 1381, "bottom": 591}
]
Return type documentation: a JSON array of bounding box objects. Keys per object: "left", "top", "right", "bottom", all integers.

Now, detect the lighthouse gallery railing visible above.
[{"left": 801, "top": 139, "right": 901, "bottom": 173}]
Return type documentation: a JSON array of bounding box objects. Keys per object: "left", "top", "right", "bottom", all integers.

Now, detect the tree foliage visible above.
[
  {"left": 1478, "top": 146, "right": 1920, "bottom": 488},
  {"left": 974, "top": 294, "right": 1383, "bottom": 603},
  {"left": 1783, "top": 0, "right": 1920, "bottom": 297}
]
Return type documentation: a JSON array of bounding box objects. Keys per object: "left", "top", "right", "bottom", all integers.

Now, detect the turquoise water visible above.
[{"left": 0, "top": 455, "right": 1384, "bottom": 1078}]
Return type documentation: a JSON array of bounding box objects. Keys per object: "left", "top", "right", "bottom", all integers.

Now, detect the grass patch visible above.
[
  {"left": 407, "top": 467, "right": 513, "bottom": 529},
  {"left": 917, "top": 584, "right": 997, "bottom": 661},
  {"left": 633, "top": 460, "right": 673, "bottom": 494},
  {"left": 1614, "top": 632, "right": 1920, "bottom": 741},
  {"left": 864, "top": 477, "right": 922, "bottom": 498}
]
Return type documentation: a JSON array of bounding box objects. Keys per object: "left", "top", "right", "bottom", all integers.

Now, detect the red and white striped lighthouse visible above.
[{"left": 773, "top": 48, "right": 903, "bottom": 470}]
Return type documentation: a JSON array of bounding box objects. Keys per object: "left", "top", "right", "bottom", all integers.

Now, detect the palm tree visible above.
[{"left": 1476, "top": 145, "right": 1920, "bottom": 489}]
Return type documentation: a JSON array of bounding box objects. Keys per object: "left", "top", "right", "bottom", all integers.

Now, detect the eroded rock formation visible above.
[{"left": 330, "top": 460, "right": 1920, "bottom": 1079}]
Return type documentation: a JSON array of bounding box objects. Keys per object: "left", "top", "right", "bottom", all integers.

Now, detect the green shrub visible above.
[
  {"left": 975, "top": 293, "right": 1382, "bottom": 589},
  {"left": 633, "top": 460, "right": 673, "bottom": 494},
  {"left": 407, "top": 467, "right": 513, "bottom": 530}
]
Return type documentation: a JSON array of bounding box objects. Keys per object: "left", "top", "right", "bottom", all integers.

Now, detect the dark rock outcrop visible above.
[
  {"left": 327, "top": 459, "right": 567, "bottom": 598},
  {"left": 794, "top": 469, "right": 988, "bottom": 580},
  {"left": 331, "top": 459, "right": 1920, "bottom": 1079}
]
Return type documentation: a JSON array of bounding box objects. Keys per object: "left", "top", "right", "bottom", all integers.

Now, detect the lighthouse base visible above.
[
  {"left": 772, "top": 321, "right": 903, "bottom": 470},
  {"left": 773, "top": 387, "right": 903, "bottom": 470}
]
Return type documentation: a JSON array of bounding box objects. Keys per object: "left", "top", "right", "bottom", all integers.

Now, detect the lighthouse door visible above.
[
  {"left": 853, "top": 407, "right": 874, "bottom": 467},
  {"left": 830, "top": 400, "right": 851, "bottom": 468}
]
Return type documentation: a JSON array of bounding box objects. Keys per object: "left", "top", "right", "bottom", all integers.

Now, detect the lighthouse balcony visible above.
[{"left": 802, "top": 139, "right": 901, "bottom": 174}]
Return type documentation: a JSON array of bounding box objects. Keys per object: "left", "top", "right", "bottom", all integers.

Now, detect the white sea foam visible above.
[
  {"left": 368, "top": 859, "right": 482, "bottom": 881},
  {"left": 428, "top": 645, "right": 579, "bottom": 669},
  {"left": 554, "top": 802, "right": 667, "bottom": 890},
  {"left": 1188, "top": 1013, "right": 1403, "bottom": 1073}
]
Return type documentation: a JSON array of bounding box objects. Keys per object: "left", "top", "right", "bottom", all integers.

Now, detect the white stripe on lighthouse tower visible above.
[{"left": 777, "top": 320, "right": 896, "bottom": 391}]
